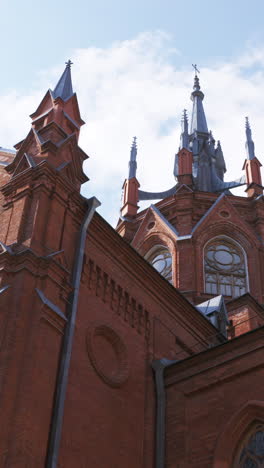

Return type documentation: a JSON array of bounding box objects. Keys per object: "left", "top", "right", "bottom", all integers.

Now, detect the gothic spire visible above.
[
  {"left": 208, "top": 131, "right": 215, "bottom": 150},
  {"left": 53, "top": 60, "right": 74, "bottom": 101},
  {"left": 128, "top": 136, "right": 137, "bottom": 179},
  {"left": 245, "top": 117, "right": 256, "bottom": 160},
  {"left": 214, "top": 140, "right": 226, "bottom": 181},
  {"left": 180, "top": 109, "right": 189, "bottom": 149},
  {"left": 190, "top": 74, "right": 208, "bottom": 135}
]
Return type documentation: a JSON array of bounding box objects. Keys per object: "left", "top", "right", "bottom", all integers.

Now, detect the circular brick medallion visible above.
[
  {"left": 86, "top": 324, "right": 129, "bottom": 387},
  {"left": 147, "top": 221, "right": 155, "bottom": 230},
  {"left": 219, "top": 210, "right": 230, "bottom": 218}
]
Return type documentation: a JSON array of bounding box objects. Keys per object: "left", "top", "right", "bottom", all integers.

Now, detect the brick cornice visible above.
[
  {"left": 0, "top": 249, "right": 73, "bottom": 297},
  {"left": 164, "top": 325, "right": 264, "bottom": 387},
  {"left": 89, "top": 213, "right": 221, "bottom": 342}
]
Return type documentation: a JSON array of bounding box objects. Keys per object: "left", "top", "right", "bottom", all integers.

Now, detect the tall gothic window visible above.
[
  {"left": 145, "top": 246, "right": 172, "bottom": 283},
  {"left": 204, "top": 237, "right": 247, "bottom": 298},
  {"left": 236, "top": 425, "right": 264, "bottom": 467}
]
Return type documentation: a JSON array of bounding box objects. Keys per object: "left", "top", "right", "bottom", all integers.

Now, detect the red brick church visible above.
[{"left": 0, "top": 62, "right": 264, "bottom": 468}]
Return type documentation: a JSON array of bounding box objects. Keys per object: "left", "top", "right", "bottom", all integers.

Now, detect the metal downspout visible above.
[
  {"left": 46, "top": 196, "right": 101, "bottom": 468},
  {"left": 152, "top": 359, "right": 175, "bottom": 468}
]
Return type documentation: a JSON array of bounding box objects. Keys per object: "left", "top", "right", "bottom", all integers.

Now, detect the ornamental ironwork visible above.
[
  {"left": 204, "top": 238, "right": 247, "bottom": 297},
  {"left": 238, "top": 425, "right": 264, "bottom": 467},
  {"left": 146, "top": 248, "right": 172, "bottom": 283}
]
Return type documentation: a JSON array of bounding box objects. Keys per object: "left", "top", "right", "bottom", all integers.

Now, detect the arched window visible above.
[
  {"left": 145, "top": 246, "right": 172, "bottom": 283},
  {"left": 236, "top": 425, "right": 264, "bottom": 467},
  {"left": 204, "top": 237, "right": 247, "bottom": 298}
]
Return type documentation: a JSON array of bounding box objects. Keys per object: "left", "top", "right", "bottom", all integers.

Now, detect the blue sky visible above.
[
  {"left": 2, "top": 0, "right": 264, "bottom": 91},
  {"left": 1, "top": 0, "right": 264, "bottom": 224}
]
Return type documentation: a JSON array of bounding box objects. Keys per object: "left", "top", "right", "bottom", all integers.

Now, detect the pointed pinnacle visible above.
[
  {"left": 65, "top": 59, "right": 73, "bottom": 68},
  {"left": 182, "top": 109, "right": 188, "bottom": 122},
  {"left": 192, "top": 63, "right": 200, "bottom": 76},
  {"left": 209, "top": 130, "right": 215, "bottom": 142},
  {"left": 245, "top": 116, "right": 250, "bottom": 130},
  {"left": 128, "top": 136, "right": 137, "bottom": 179},
  {"left": 245, "top": 116, "right": 252, "bottom": 141},
  {"left": 131, "top": 136, "right": 137, "bottom": 149},
  {"left": 193, "top": 75, "right": 201, "bottom": 91},
  {"left": 245, "top": 116, "right": 255, "bottom": 160},
  {"left": 53, "top": 61, "right": 74, "bottom": 101}
]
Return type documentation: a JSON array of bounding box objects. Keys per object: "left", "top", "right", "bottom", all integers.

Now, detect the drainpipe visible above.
[
  {"left": 46, "top": 196, "right": 101, "bottom": 468},
  {"left": 152, "top": 359, "right": 175, "bottom": 468}
]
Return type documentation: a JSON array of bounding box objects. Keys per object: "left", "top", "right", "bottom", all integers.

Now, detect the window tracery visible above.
[
  {"left": 237, "top": 425, "right": 264, "bottom": 467},
  {"left": 145, "top": 247, "right": 172, "bottom": 283},
  {"left": 204, "top": 237, "right": 247, "bottom": 297}
]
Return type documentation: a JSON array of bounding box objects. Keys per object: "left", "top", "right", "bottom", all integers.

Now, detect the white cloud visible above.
[{"left": 0, "top": 32, "right": 264, "bottom": 225}]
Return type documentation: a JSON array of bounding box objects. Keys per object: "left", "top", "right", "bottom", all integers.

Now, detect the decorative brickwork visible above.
[
  {"left": 86, "top": 323, "right": 129, "bottom": 387},
  {"left": 82, "top": 257, "right": 151, "bottom": 341},
  {"left": 0, "top": 65, "right": 264, "bottom": 468}
]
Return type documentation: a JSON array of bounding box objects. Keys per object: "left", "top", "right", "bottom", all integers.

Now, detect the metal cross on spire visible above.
[
  {"left": 65, "top": 59, "right": 73, "bottom": 68},
  {"left": 192, "top": 64, "right": 200, "bottom": 76}
]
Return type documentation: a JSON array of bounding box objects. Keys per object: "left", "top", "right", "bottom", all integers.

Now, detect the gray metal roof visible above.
[
  {"left": 196, "top": 295, "right": 229, "bottom": 337},
  {"left": 123, "top": 74, "right": 249, "bottom": 201},
  {"left": 53, "top": 61, "right": 73, "bottom": 101},
  {"left": 190, "top": 75, "right": 208, "bottom": 135},
  {"left": 245, "top": 117, "right": 256, "bottom": 160},
  {"left": 128, "top": 137, "right": 137, "bottom": 179},
  {"left": 0, "top": 147, "right": 16, "bottom": 154}
]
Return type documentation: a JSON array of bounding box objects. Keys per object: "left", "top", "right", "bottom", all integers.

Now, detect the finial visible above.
[
  {"left": 53, "top": 61, "right": 74, "bottom": 101},
  {"left": 245, "top": 116, "right": 255, "bottom": 160},
  {"left": 209, "top": 130, "right": 215, "bottom": 142},
  {"left": 245, "top": 116, "right": 251, "bottom": 138},
  {"left": 131, "top": 136, "right": 137, "bottom": 150},
  {"left": 181, "top": 109, "right": 188, "bottom": 130},
  {"left": 180, "top": 110, "right": 189, "bottom": 149},
  {"left": 192, "top": 63, "right": 200, "bottom": 76},
  {"left": 65, "top": 59, "right": 73, "bottom": 69},
  {"left": 208, "top": 131, "right": 215, "bottom": 150},
  {"left": 190, "top": 64, "right": 207, "bottom": 134},
  {"left": 181, "top": 109, "right": 188, "bottom": 129},
  {"left": 182, "top": 109, "right": 188, "bottom": 122},
  {"left": 192, "top": 64, "right": 201, "bottom": 91},
  {"left": 128, "top": 136, "right": 137, "bottom": 178}
]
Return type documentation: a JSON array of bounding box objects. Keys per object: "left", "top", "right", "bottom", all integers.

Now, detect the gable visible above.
[
  {"left": 30, "top": 90, "right": 54, "bottom": 120},
  {"left": 131, "top": 204, "right": 179, "bottom": 253},
  {"left": 192, "top": 194, "right": 261, "bottom": 249}
]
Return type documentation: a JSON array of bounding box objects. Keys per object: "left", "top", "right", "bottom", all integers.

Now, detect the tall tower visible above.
[
  {"left": 117, "top": 72, "right": 264, "bottom": 324},
  {"left": 0, "top": 62, "right": 99, "bottom": 467}
]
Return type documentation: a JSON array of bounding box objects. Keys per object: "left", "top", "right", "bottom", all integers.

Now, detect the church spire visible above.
[
  {"left": 190, "top": 71, "right": 208, "bottom": 135},
  {"left": 180, "top": 109, "right": 189, "bottom": 150},
  {"left": 128, "top": 136, "right": 137, "bottom": 179},
  {"left": 53, "top": 60, "right": 74, "bottom": 101},
  {"left": 243, "top": 117, "right": 263, "bottom": 197},
  {"left": 120, "top": 138, "right": 140, "bottom": 219},
  {"left": 7, "top": 61, "right": 87, "bottom": 193},
  {"left": 245, "top": 117, "right": 256, "bottom": 160}
]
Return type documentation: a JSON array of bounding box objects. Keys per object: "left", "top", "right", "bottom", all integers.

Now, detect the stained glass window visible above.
[
  {"left": 237, "top": 425, "right": 264, "bottom": 467},
  {"left": 204, "top": 238, "right": 247, "bottom": 298},
  {"left": 146, "top": 247, "right": 172, "bottom": 283}
]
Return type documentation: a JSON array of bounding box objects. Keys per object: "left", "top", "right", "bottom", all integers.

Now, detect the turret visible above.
[
  {"left": 7, "top": 60, "right": 87, "bottom": 192},
  {"left": 190, "top": 73, "right": 209, "bottom": 139},
  {"left": 0, "top": 61, "right": 89, "bottom": 255},
  {"left": 174, "top": 110, "right": 193, "bottom": 186},
  {"left": 180, "top": 109, "right": 189, "bottom": 150},
  {"left": 242, "top": 117, "right": 263, "bottom": 198},
  {"left": 121, "top": 137, "right": 140, "bottom": 218}
]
